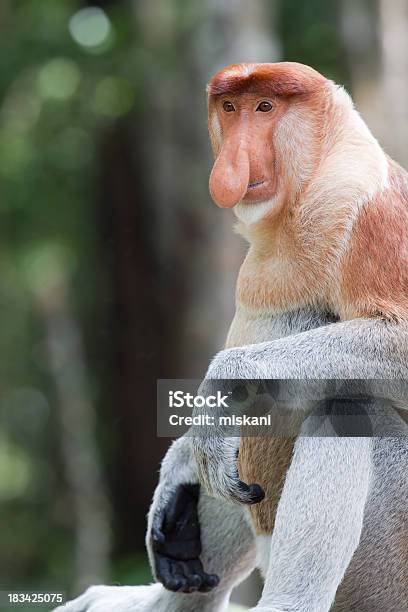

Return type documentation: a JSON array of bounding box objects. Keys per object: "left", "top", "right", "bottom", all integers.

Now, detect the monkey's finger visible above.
[
  {"left": 197, "top": 569, "right": 220, "bottom": 592},
  {"left": 156, "top": 556, "right": 186, "bottom": 592},
  {"left": 169, "top": 569, "right": 189, "bottom": 593},
  {"left": 232, "top": 481, "right": 265, "bottom": 505},
  {"left": 178, "top": 561, "right": 203, "bottom": 592},
  {"left": 199, "top": 575, "right": 220, "bottom": 592},
  {"left": 177, "top": 560, "right": 219, "bottom": 593},
  {"left": 155, "top": 556, "right": 173, "bottom": 587},
  {"left": 157, "top": 557, "right": 200, "bottom": 593},
  {"left": 177, "top": 557, "right": 219, "bottom": 593},
  {"left": 156, "top": 554, "right": 220, "bottom": 594}
]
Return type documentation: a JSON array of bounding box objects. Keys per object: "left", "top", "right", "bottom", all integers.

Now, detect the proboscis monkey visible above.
[{"left": 58, "top": 63, "right": 408, "bottom": 612}]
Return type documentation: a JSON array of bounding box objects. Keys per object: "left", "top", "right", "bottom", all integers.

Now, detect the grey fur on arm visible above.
[{"left": 192, "top": 318, "right": 408, "bottom": 504}]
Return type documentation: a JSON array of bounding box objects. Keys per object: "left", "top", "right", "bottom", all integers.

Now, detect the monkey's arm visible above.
[
  {"left": 213, "top": 318, "right": 408, "bottom": 381},
  {"left": 193, "top": 318, "right": 408, "bottom": 502}
]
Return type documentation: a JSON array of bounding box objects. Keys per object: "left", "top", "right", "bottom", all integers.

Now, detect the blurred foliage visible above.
[
  {"left": 0, "top": 0, "right": 147, "bottom": 595},
  {"left": 279, "top": 0, "right": 350, "bottom": 85}
]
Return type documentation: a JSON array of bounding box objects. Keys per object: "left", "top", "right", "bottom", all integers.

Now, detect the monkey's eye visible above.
[
  {"left": 222, "top": 101, "right": 235, "bottom": 112},
  {"left": 256, "top": 101, "right": 273, "bottom": 112}
]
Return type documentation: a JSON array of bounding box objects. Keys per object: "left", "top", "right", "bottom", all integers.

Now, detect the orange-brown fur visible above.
[
  {"left": 238, "top": 437, "right": 296, "bottom": 533},
  {"left": 341, "top": 160, "right": 408, "bottom": 320}
]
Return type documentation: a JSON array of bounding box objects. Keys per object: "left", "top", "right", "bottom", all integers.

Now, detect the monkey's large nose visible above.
[{"left": 209, "top": 144, "right": 249, "bottom": 208}]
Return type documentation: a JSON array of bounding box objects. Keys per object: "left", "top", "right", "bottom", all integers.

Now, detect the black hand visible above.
[{"left": 152, "top": 484, "right": 220, "bottom": 593}]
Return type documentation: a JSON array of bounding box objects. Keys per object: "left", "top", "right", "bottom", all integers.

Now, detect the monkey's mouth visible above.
[
  {"left": 247, "top": 180, "right": 265, "bottom": 190},
  {"left": 243, "top": 178, "right": 275, "bottom": 204}
]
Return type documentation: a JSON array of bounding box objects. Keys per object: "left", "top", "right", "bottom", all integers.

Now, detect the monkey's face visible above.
[
  {"left": 209, "top": 92, "right": 282, "bottom": 209},
  {"left": 207, "top": 63, "right": 327, "bottom": 225}
]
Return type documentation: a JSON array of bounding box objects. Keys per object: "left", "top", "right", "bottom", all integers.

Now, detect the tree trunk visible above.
[
  {"left": 379, "top": 0, "right": 408, "bottom": 166},
  {"left": 34, "top": 258, "right": 111, "bottom": 594}
]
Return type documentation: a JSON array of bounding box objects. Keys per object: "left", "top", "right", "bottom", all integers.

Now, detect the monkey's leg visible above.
[
  {"left": 251, "top": 436, "right": 372, "bottom": 612},
  {"left": 56, "top": 493, "right": 256, "bottom": 612},
  {"left": 333, "top": 437, "right": 408, "bottom": 612},
  {"left": 54, "top": 581, "right": 236, "bottom": 612},
  {"left": 57, "top": 437, "right": 257, "bottom": 612}
]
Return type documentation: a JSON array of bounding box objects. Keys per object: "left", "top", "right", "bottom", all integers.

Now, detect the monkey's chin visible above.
[{"left": 234, "top": 196, "right": 280, "bottom": 225}]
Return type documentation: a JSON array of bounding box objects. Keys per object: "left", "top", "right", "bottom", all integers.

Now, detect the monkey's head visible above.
[{"left": 207, "top": 62, "right": 332, "bottom": 225}]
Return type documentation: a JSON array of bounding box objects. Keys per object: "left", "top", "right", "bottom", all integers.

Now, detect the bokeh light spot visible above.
[
  {"left": 23, "top": 243, "right": 77, "bottom": 297},
  {"left": 0, "top": 436, "right": 31, "bottom": 500},
  {"left": 38, "top": 58, "right": 80, "bottom": 100},
  {"left": 69, "top": 7, "right": 112, "bottom": 50}
]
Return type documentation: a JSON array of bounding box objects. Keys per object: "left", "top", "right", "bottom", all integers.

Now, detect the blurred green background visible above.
[{"left": 0, "top": 0, "right": 406, "bottom": 609}]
